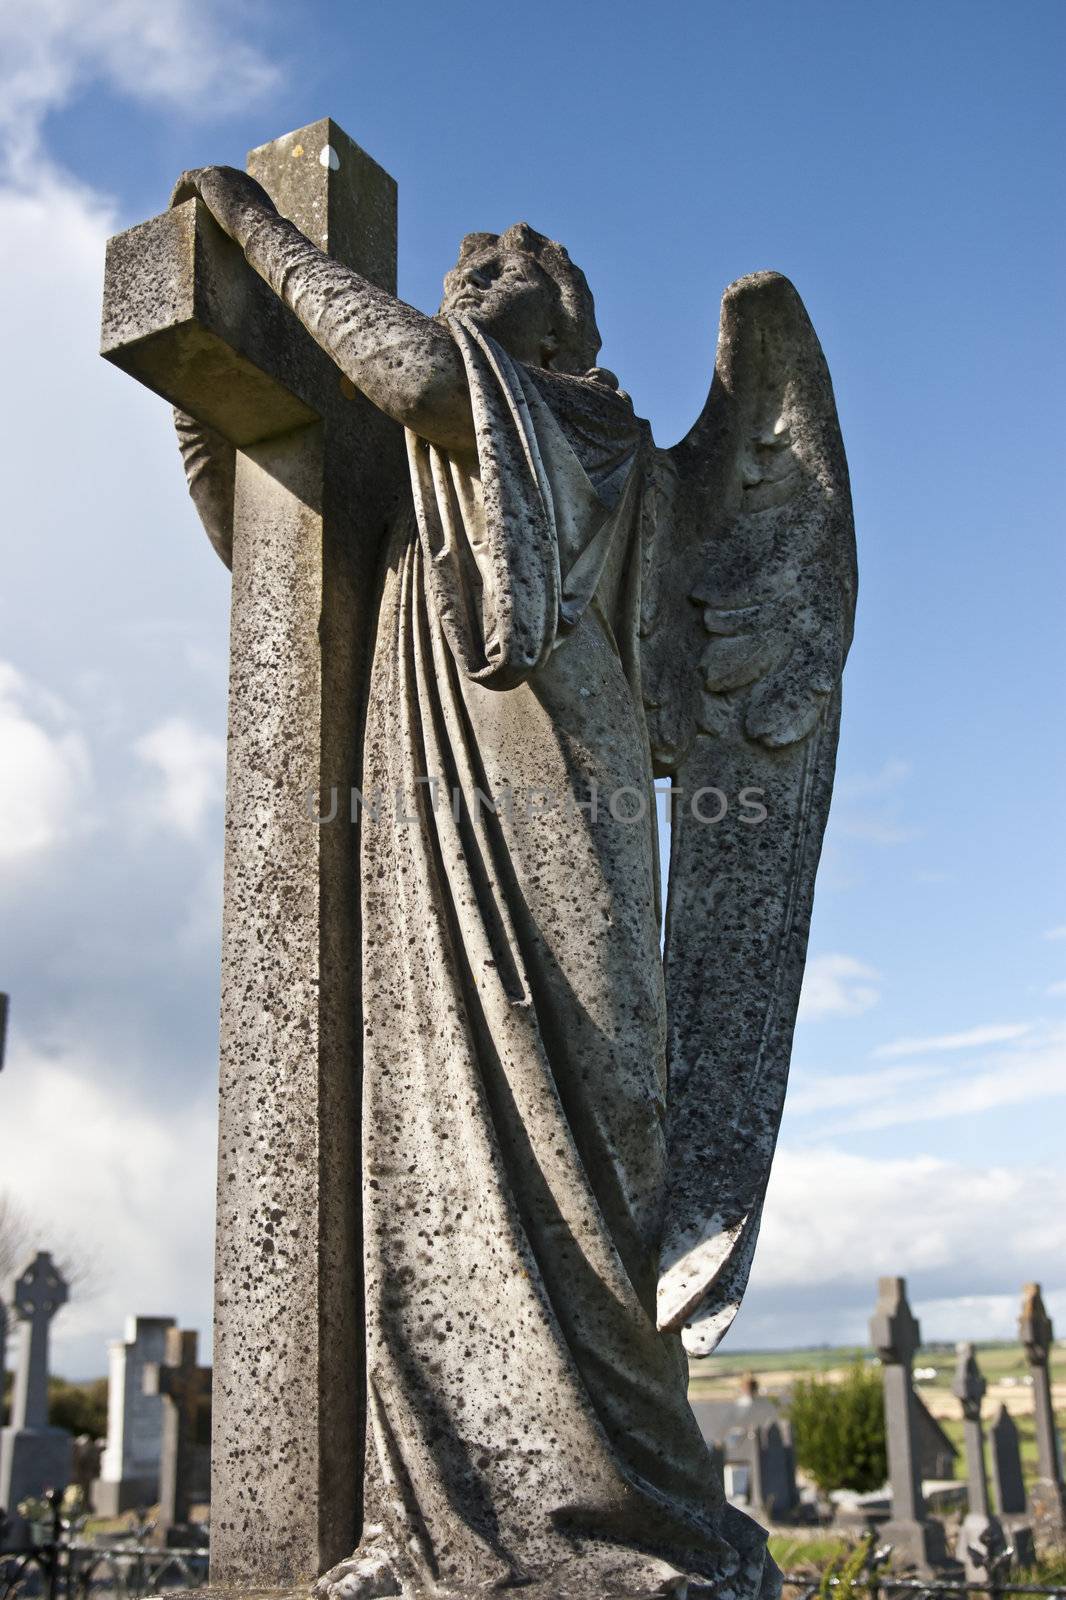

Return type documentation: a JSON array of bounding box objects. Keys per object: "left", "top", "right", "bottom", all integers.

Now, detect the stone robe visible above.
[{"left": 357, "top": 315, "right": 772, "bottom": 1597}]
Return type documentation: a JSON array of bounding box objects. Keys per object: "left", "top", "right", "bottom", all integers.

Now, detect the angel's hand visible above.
[{"left": 169, "top": 166, "right": 277, "bottom": 250}]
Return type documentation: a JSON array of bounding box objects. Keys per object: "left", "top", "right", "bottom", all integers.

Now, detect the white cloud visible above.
[
  {"left": 874, "top": 1022, "right": 1031, "bottom": 1060},
  {"left": 0, "top": 0, "right": 277, "bottom": 172},
  {"left": 1044, "top": 925, "right": 1066, "bottom": 942},
  {"left": 134, "top": 716, "right": 225, "bottom": 838},
  {"left": 0, "top": 661, "right": 91, "bottom": 862},
  {"left": 1047, "top": 980, "right": 1066, "bottom": 998},
  {"left": 718, "top": 1145, "right": 1066, "bottom": 1348},
  {"left": 795, "top": 1024, "right": 1066, "bottom": 1136},
  {"left": 797, "top": 953, "right": 880, "bottom": 1021},
  {"left": 787, "top": 1062, "right": 942, "bottom": 1116},
  {"left": 0, "top": 1036, "right": 215, "bottom": 1377},
  {"left": 758, "top": 1146, "right": 1066, "bottom": 1289}
]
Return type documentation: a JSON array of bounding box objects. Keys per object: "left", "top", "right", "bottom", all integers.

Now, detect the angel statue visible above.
[{"left": 170, "top": 165, "right": 855, "bottom": 1600}]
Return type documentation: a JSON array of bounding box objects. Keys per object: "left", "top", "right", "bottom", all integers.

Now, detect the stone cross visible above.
[
  {"left": 952, "top": 1343, "right": 1005, "bottom": 1577},
  {"left": 7, "top": 1252, "right": 67, "bottom": 1431},
  {"left": 869, "top": 1276, "right": 952, "bottom": 1574},
  {"left": 101, "top": 119, "right": 404, "bottom": 1586},
  {"left": 0, "top": 1252, "right": 73, "bottom": 1513},
  {"left": 143, "top": 1327, "right": 212, "bottom": 1538},
  {"left": 990, "top": 1404, "right": 1027, "bottom": 1516},
  {"left": 953, "top": 1343, "right": 992, "bottom": 1519},
  {"left": 1019, "top": 1282, "right": 1065, "bottom": 1538}
]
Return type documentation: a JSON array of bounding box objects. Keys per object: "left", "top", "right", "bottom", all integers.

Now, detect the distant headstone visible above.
[
  {"left": 72, "top": 1435, "right": 103, "bottom": 1501},
  {"left": 92, "top": 1315, "right": 175, "bottom": 1515},
  {"left": 0, "top": 1252, "right": 73, "bottom": 1513},
  {"left": 755, "top": 1420, "right": 798, "bottom": 1520},
  {"left": 990, "top": 1405, "right": 1036, "bottom": 1566},
  {"left": 1019, "top": 1283, "right": 1066, "bottom": 1542},
  {"left": 991, "top": 1404, "right": 1026, "bottom": 1516},
  {"left": 951, "top": 1342, "right": 1006, "bottom": 1578},
  {"left": 869, "top": 1276, "right": 954, "bottom": 1574},
  {"left": 143, "top": 1328, "right": 211, "bottom": 1544}
]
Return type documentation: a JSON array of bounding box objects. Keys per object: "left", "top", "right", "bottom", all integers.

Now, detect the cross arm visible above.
[{"left": 101, "top": 199, "right": 345, "bottom": 447}]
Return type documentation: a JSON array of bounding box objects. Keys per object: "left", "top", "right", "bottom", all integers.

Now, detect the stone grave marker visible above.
[
  {"left": 952, "top": 1342, "right": 1006, "bottom": 1577},
  {"left": 101, "top": 118, "right": 403, "bottom": 1588},
  {"left": 143, "top": 1327, "right": 211, "bottom": 1544},
  {"left": 0, "top": 1252, "right": 73, "bottom": 1513},
  {"left": 991, "top": 1404, "right": 1027, "bottom": 1516},
  {"left": 869, "top": 1276, "right": 953, "bottom": 1574},
  {"left": 93, "top": 1315, "right": 175, "bottom": 1515},
  {"left": 1019, "top": 1282, "right": 1065, "bottom": 1542}
]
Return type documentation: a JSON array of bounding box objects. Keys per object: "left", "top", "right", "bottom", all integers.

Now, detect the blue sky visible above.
[{"left": 0, "top": 0, "right": 1063, "bottom": 1376}]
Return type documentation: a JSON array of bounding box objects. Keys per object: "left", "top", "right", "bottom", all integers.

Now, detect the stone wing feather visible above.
[{"left": 642, "top": 272, "right": 856, "bottom": 1354}]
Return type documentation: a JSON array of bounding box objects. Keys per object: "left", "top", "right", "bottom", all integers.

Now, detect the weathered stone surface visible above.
[
  {"left": 103, "top": 117, "right": 855, "bottom": 1600},
  {"left": 103, "top": 121, "right": 403, "bottom": 1589},
  {"left": 0, "top": 1253, "right": 73, "bottom": 1513},
  {"left": 649, "top": 273, "right": 856, "bottom": 1352},
  {"left": 93, "top": 1314, "right": 175, "bottom": 1515}
]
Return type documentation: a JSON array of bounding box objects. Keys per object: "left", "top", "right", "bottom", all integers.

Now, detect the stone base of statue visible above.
[
  {"left": 0, "top": 1424, "right": 73, "bottom": 1512},
  {"left": 881, "top": 1517, "right": 959, "bottom": 1578}
]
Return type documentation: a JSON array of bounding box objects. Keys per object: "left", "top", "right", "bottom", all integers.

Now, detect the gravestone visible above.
[
  {"left": 101, "top": 119, "right": 403, "bottom": 1587},
  {"left": 0, "top": 1252, "right": 73, "bottom": 1512},
  {"left": 92, "top": 1315, "right": 175, "bottom": 1515},
  {"left": 1019, "top": 1283, "right": 1066, "bottom": 1541},
  {"left": 952, "top": 1342, "right": 1005, "bottom": 1578},
  {"left": 991, "top": 1404, "right": 1027, "bottom": 1516},
  {"left": 869, "top": 1276, "right": 953, "bottom": 1574},
  {"left": 989, "top": 1406, "right": 1036, "bottom": 1566},
  {"left": 143, "top": 1327, "right": 211, "bottom": 1544}
]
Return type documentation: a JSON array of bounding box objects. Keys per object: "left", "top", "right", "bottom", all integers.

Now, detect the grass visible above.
[{"left": 768, "top": 1534, "right": 852, "bottom": 1571}]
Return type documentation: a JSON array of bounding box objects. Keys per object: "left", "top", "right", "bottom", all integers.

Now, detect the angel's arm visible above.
[{"left": 172, "top": 167, "right": 475, "bottom": 454}]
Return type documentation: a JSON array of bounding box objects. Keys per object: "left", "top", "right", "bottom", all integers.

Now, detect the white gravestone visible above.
[{"left": 92, "top": 1315, "right": 175, "bottom": 1515}]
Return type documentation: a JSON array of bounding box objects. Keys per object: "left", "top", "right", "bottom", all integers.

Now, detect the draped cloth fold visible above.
[{"left": 355, "top": 316, "right": 775, "bottom": 1598}]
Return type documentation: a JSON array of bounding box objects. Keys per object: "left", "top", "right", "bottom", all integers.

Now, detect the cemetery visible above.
[
  {"left": 0, "top": 8, "right": 1062, "bottom": 1600},
  {"left": 3, "top": 1266, "right": 1065, "bottom": 1595}
]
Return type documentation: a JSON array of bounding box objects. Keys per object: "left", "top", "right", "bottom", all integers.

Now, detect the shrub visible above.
[
  {"left": 788, "top": 1362, "right": 887, "bottom": 1494},
  {"left": 48, "top": 1378, "right": 108, "bottom": 1438}
]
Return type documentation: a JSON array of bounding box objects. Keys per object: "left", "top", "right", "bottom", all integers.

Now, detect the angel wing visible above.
[{"left": 641, "top": 271, "right": 856, "bottom": 1355}]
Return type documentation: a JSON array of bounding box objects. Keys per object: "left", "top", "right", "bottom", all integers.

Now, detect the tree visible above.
[
  {"left": 788, "top": 1362, "right": 887, "bottom": 1494},
  {"left": 48, "top": 1377, "right": 109, "bottom": 1438},
  {"left": 0, "top": 1191, "right": 97, "bottom": 1296}
]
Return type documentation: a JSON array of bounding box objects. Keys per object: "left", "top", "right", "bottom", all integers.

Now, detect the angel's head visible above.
[{"left": 440, "top": 223, "right": 601, "bottom": 374}]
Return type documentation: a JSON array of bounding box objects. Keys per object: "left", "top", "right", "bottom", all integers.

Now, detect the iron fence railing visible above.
[{"left": 0, "top": 1495, "right": 208, "bottom": 1600}]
